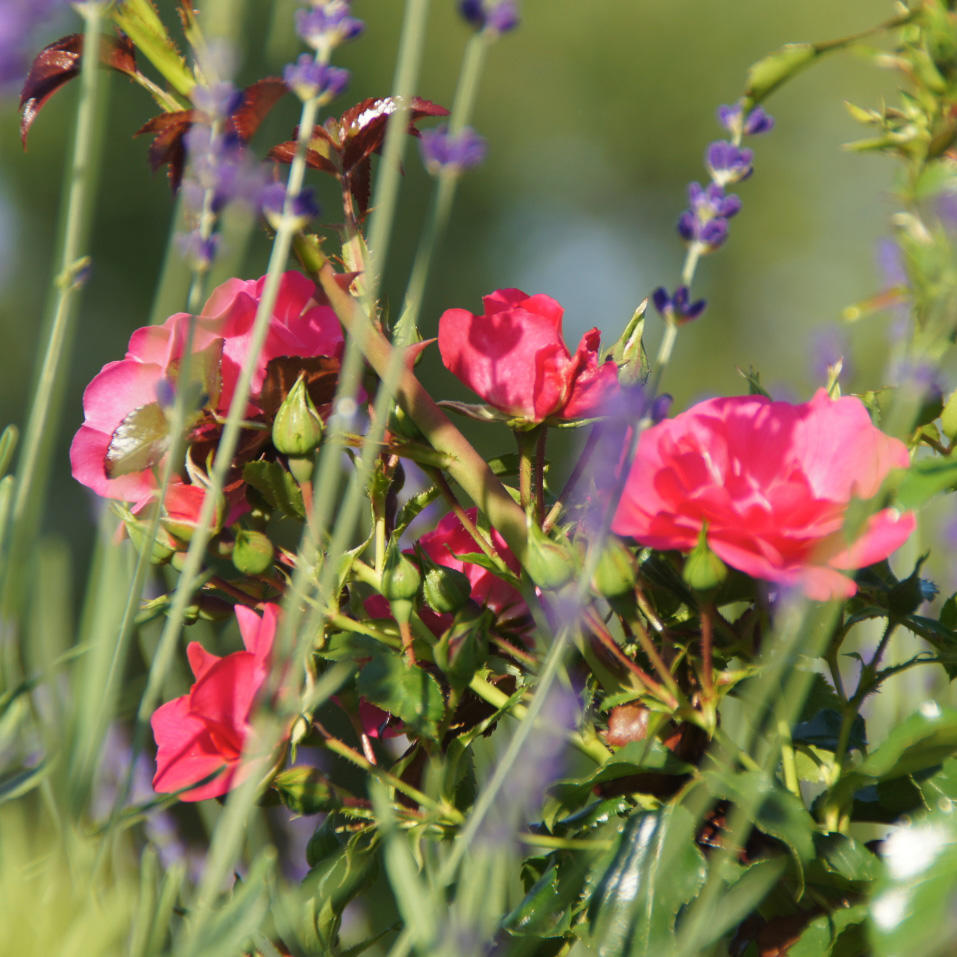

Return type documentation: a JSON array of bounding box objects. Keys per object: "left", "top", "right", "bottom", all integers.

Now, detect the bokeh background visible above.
[{"left": 0, "top": 0, "right": 902, "bottom": 560}]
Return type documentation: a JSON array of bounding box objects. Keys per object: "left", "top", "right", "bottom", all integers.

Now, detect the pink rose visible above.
[
  {"left": 419, "top": 507, "right": 527, "bottom": 624},
  {"left": 70, "top": 271, "right": 343, "bottom": 506},
  {"left": 611, "top": 389, "right": 915, "bottom": 601},
  {"left": 151, "top": 603, "right": 281, "bottom": 801},
  {"left": 437, "top": 288, "right": 618, "bottom": 423}
]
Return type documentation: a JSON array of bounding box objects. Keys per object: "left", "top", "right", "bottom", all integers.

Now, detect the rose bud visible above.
[{"left": 233, "top": 528, "right": 275, "bottom": 576}]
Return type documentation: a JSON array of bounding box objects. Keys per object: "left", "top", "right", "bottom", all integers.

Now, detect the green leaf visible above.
[
  {"left": 0, "top": 424, "right": 18, "bottom": 479},
  {"left": 272, "top": 766, "right": 339, "bottom": 815},
  {"left": 242, "top": 460, "right": 305, "bottom": 519},
  {"left": 812, "top": 833, "right": 881, "bottom": 884},
  {"left": 744, "top": 43, "right": 817, "bottom": 104},
  {"left": 794, "top": 708, "right": 866, "bottom": 754},
  {"left": 583, "top": 804, "right": 707, "bottom": 955},
  {"left": 918, "top": 755, "right": 957, "bottom": 808},
  {"left": 847, "top": 778, "right": 925, "bottom": 824},
  {"left": 868, "top": 806, "right": 957, "bottom": 957},
  {"left": 503, "top": 859, "right": 575, "bottom": 939},
  {"left": 832, "top": 705, "right": 957, "bottom": 807},
  {"left": 110, "top": 0, "right": 194, "bottom": 99},
  {"left": 790, "top": 903, "right": 868, "bottom": 957},
  {"left": 356, "top": 653, "right": 444, "bottom": 740},
  {"left": 895, "top": 456, "right": 957, "bottom": 510},
  {"left": 903, "top": 614, "right": 957, "bottom": 678}
]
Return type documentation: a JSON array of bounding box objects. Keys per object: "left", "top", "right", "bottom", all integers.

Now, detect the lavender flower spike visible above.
[
  {"left": 420, "top": 125, "right": 487, "bottom": 175},
  {"left": 283, "top": 54, "right": 349, "bottom": 104},
  {"left": 706, "top": 140, "right": 753, "bottom": 187},
  {"left": 717, "top": 103, "right": 775, "bottom": 138},
  {"left": 459, "top": 0, "right": 520, "bottom": 33},
  {"left": 677, "top": 181, "right": 741, "bottom": 251},
  {"left": 652, "top": 286, "right": 707, "bottom": 325},
  {"left": 296, "top": 3, "right": 364, "bottom": 53}
]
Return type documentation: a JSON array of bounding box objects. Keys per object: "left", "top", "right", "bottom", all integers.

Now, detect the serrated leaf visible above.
[
  {"left": 356, "top": 654, "right": 444, "bottom": 739},
  {"left": 19, "top": 33, "right": 138, "bottom": 147},
  {"left": 832, "top": 706, "right": 957, "bottom": 808},
  {"left": 503, "top": 860, "right": 574, "bottom": 940},
  {"left": 231, "top": 77, "right": 288, "bottom": 142},
  {"left": 903, "top": 614, "right": 957, "bottom": 678},
  {"left": 242, "top": 460, "right": 305, "bottom": 519},
  {"left": 812, "top": 833, "right": 881, "bottom": 884},
  {"left": 110, "top": 0, "right": 195, "bottom": 99},
  {"left": 794, "top": 708, "right": 866, "bottom": 754},
  {"left": 918, "top": 755, "right": 957, "bottom": 808},
  {"left": 106, "top": 402, "right": 170, "bottom": 477},
  {"left": 583, "top": 804, "right": 706, "bottom": 955}
]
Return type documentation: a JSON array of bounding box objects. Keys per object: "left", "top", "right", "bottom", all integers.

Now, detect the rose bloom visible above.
[
  {"left": 152, "top": 603, "right": 281, "bottom": 801},
  {"left": 437, "top": 288, "right": 618, "bottom": 423},
  {"left": 70, "top": 270, "right": 343, "bottom": 507},
  {"left": 611, "top": 389, "right": 915, "bottom": 600}
]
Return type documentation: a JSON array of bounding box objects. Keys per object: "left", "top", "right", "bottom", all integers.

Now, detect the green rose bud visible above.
[
  {"left": 591, "top": 536, "right": 637, "bottom": 598},
  {"left": 380, "top": 545, "right": 422, "bottom": 603},
  {"left": 524, "top": 519, "right": 575, "bottom": 590},
  {"left": 416, "top": 545, "right": 472, "bottom": 614},
  {"left": 232, "top": 528, "right": 275, "bottom": 576},
  {"left": 682, "top": 526, "right": 728, "bottom": 594},
  {"left": 272, "top": 373, "right": 324, "bottom": 457}
]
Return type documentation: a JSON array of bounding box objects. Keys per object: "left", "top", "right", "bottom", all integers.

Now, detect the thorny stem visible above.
[{"left": 423, "top": 466, "right": 500, "bottom": 566}]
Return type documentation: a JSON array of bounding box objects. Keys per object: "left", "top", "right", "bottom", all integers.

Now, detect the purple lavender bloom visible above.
[
  {"left": 677, "top": 181, "right": 740, "bottom": 249},
  {"left": 420, "top": 125, "right": 487, "bottom": 175},
  {"left": 706, "top": 140, "right": 754, "bottom": 186},
  {"left": 717, "top": 103, "right": 775, "bottom": 137},
  {"left": 283, "top": 54, "right": 349, "bottom": 103},
  {"left": 191, "top": 81, "right": 243, "bottom": 119},
  {"left": 183, "top": 125, "right": 265, "bottom": 213},
  {"left": 296, "top": 3, "right": 364, "bottom": 51},
  {"left": 260, "top": 181, "right": 319, "bottom": 225},
  {"left": 652, "top": 285, "right": 707, "bottom": 325},
  {"left": 175, "top": 231, "right": 220, "bottom": 270},
  {"left": 458, "top": 0, "right": 520, "bottom": 33}
]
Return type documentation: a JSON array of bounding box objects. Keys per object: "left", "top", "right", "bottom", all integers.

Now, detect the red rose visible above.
[
  {"left": 151, "top": 604, "right": 282, "bottom": 801},
  {"left": 611, "top": 389, "right": 915, "bottom": 600},
  {"left": 437, "top": 288, "right": 618, "bottom": 423}
]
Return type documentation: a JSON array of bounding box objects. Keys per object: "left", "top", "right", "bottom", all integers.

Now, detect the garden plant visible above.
[{"left": 3, "top": 1, "right": 957, "bottom": 955}]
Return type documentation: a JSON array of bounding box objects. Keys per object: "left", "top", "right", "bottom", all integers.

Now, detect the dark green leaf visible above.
[
  {"left": 847, "top": 778, "right": 925, "bottom": 824},
  {"left": 583, "top": 804, "right": 707, "bottom": 955},
  {"left": 242, "top": 460, "right": 305, "bottom": 519},
  {"left": 356, "top": 653, "right": 444, "bottom": 740},
  {"left": 789, "top": 903, "right": 868, "bottom": 957},
  {"left": 904, "top": 614, "right": 957, "bottom": 678},
  {"left": 794, "top": 708, "right": 866, "bottom": 754},
  {"left": 832, "top": 706, "right": 957, "bottom": 807}
]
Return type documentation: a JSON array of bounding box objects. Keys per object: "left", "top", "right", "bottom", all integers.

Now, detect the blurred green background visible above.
[{"left": 0, "top": 0, "right": 900, "bottom": 557}]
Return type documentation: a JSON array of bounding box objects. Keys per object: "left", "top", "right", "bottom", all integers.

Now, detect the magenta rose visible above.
[
  {"left": 151, "top": 603, "right": 282, "bottom": 801},
  {"left": 70, "top": 270, "right": 343, "bottom": 507},
  {"left": 611, "top": 389, "right": 915, "bottom": 601},
  {"left": 437, "top": 288, "right": 618, "bottom": 423}
]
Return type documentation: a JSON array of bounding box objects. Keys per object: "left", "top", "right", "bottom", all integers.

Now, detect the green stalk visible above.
[
  {"left": 396, "top": 31, "right": 491, "bottom": 340},
  {"left": 1, "top": 2, "right": 109, "bottom": 655}
]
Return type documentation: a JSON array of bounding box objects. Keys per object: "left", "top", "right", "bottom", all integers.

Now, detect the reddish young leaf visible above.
[
  {"left": 19, "top": 33, "right": 138, "bottom": 147},
  {"left": 231, "top": 77, "right": 290, "bottom": 143},
  {"left": 135, "top": 110, "right": 196, "bottom": 186},
  {"left": 338, "top": 96, "right": 448, "bottom": 175},
  {"left": 267, "top": 130, "right": 338, "bottom": 175}
]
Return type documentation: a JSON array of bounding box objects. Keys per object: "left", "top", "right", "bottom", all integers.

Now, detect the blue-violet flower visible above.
[
  {"left": 283, "top": 54, "right": 349, "bottom": 103},
  {"left": 706, "top": 140, "right": 753, "bottom": 187},
  {"left": 652, "top": 286, "right": 707, "bottom": 325},
  {"left": 458, "top": 0, "right": 520, "bottom": 33},
  {"left": 420, "top": 125, "right": 487, "bottom": 175}
]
